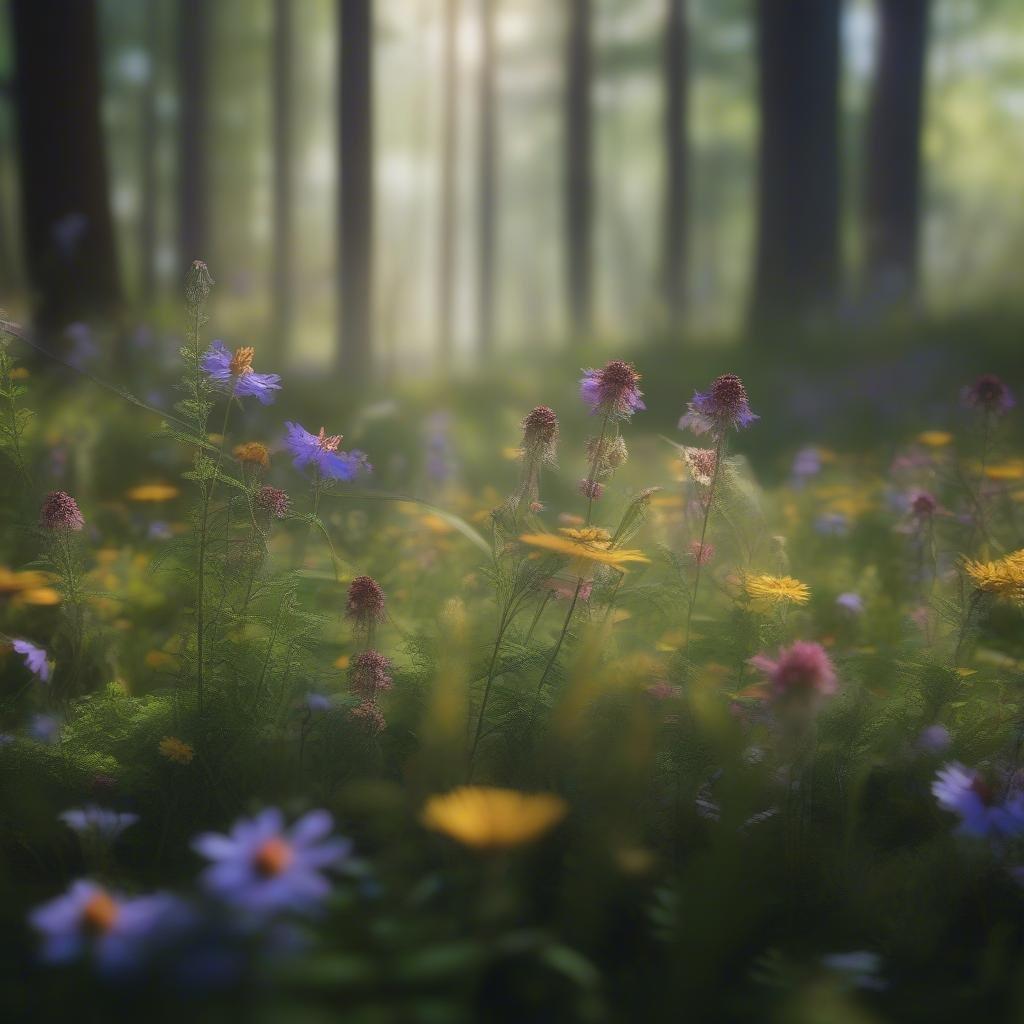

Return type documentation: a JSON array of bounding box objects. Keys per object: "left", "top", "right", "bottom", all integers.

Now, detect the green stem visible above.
[
  {"left": 467, "top": 613, "right": 511, "bottom": 777},
  {"left": 684, "top": 436, "right": 725, "bottom": 648},
  {"left": 535, "top": 576, "right": 584, "bottom": 700}
]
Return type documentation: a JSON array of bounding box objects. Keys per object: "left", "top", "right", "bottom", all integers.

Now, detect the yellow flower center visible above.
[{"left": 229, "top": 346, "right": 255, "bottom": 376}]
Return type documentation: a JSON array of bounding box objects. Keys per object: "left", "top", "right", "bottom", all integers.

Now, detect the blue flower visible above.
[
  {"left": 192, "top": 808, "right": 352, "bottom": 916},
  {"left": 29, "top": 880, "right": 190, "bottom": 977},
  {"left": 12, "top": 639, "right": 51, "bottom": 682},
  {"left": 284, "top": 422, "right": 370, "bottom": 481},
  {"left": 60, "top": 805, "right": 139, "bottom": 845},
  {"left": 836, "top": 592, "right": 864, "bottom": 616},
  {"left": 932, "top": 763, "right": 1024, "bottom": 839},
  {"left": 200, "top": 341, "right": 281, "bottom": 405},
  {"left": 29, "top": 714, "right": 60, "bottom": 744}
]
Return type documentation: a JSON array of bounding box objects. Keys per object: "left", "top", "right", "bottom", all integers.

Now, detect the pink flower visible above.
[
  {"left": 40, "top": 491, "right": 84, "bottom": 531},
  {"left": 749, "top": 642, "right": 838, "bottom": 703}
]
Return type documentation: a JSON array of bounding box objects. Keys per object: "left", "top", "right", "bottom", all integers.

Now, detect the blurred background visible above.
[{"left": 0, "top": 0, "right": 1022, "bottom": 383}]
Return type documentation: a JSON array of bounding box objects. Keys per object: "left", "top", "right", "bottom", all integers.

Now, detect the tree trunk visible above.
[
  {"left": 862, "top": 0, "right": 930, "bottom": 305},
  {"left": 563, "top": 0, "right": 593, "bottom": 340},
  {"left": 139, "top": 0, "right": 160, "bottom": 302},
  {"left": 751, "top": 0, "right": 841, "bottom": 327},
  {"left": 11, "top": 0, "right": 121, "bottom": 332},
  {"left": 477, "top": 0, "right": 498, "bottom": 360},
  {"left": 177, "top": 0, "right": 209, "bottom": 275},
  {"left": 660, "top": 0, "right": 688, "bottom": 323},
  {"left": 271, "top": 0, "right": 294, "bottom": 361},
  {"left": 437, "top": 0, "right": 459, "bottom": 367},
  {"left": 336, "top": 0, "right": 374, "bottom": 383}
]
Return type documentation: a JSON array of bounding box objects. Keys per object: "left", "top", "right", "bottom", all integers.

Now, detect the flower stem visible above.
[{"left": 684, "top": 436, "right": 725, "bottom": 648}]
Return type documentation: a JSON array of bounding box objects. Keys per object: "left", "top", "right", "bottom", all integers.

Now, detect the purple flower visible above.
[
  {"left": 304, "top": 693, "right": 334, "bottom": 713},
  {"left": 255, "top": 485, "right": 291, "bottom": 519},
  {"left": 791, "top": 446, "right": 822, "bottom": 484},
  {"left": 579, "top": 360, "right": 645, "bottom": 420},
  {"left": 836, "top": 592, "right": 864, "bottom": 616},
  {"left": 749, "top": 642, "right": 838, "bottom": 704},
  {"left": 192, "top": 808, "right": 352, "bottom": 916},
  {"left": 918, "top": 724, "right": 951, "bottom": 753},
  {"left": 60, "top": 805, "right": 139, "bottom": 844},
  {"left": 29, "top": 714, "right": 60, "bottom": 744},
  {"left": 40, "top": 490, "right": 84, "bottom": 531},
  {"left": 679, "top": 373, "right": 758, "bottom": 437},
  {"left": 932, "top": 763, "right": 1024, "bottom": 839},
  {"left": 201, "top": 341, "right": 281, "bottom": 405},
  {"left": 962, "top": 374, "right": 1014, "bottom": 416},
  {"left": 284, "top": 422, "right": 370, "bottom": 481},
  {"left": 12, "top": 639, "right": 51, "bottom": 682},
  {"left": 346, "top": 576, "right": 386, "bottom": 631},
  {"left": 350, "top": 650, "right": 393, "bottom": 700},
  {"left": 29, "top": 880, "right": 189, "bottom": 976}
]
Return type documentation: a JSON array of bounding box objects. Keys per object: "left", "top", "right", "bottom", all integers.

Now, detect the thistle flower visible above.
[
  {"left": 40, "top": 490, "right": 84, "bottom": 531},
  {"left": 683, "top": 447, "right": 717, "bottom": 486},
  {"left": 962, "top": 374, "right": 1014, "bottom": 416},
  {"left": 421, "top": 787, "right": 568, "bottom": 850},
  {"left": 255, "top": 485, "right": 290, "bottom": 519},
  {"left": 284, "top": 421, "right": 370, "bottom": 481},
  {"left": 12, "top": 639, "right": 51, "bottom": 682},
  {"left": 520, "top": 405, "right": 559, "bottom": 464},
  {"left": 59, "top": 805, "right": 139, "bottom": 845},
  {"left": 346, "top": 576, "right": 386, "bottom": 630},
  {"left": 743, "top": 574, "right": 811, "bottom": 606},
  {"left": 201, "top": 341, "right": 281, "bottom": 405},
  {"left": 185, "top": 259, "right": 214, "bottom": 307},
  {"left": 519, "top": 527, "right": 650, "bottom": 575},
  {"left": 679, "top": 373, "right": 757, "bottom": 437},
  {"left": 579, "top": 360, "right": 645, "bottom": 420},
  {"left": 688, "top": 540, "right": 714, "bottom": 566},
  {"left": 350, "top": 650, "right": 393, "bottom": 700},
  {"left": 233, "top": 441, "right": 270, "bottom": 468},
  {"left": 192, "top": 808, "right": 352, "bottom": 915},
  {"left": 349, "top": 701, "right": 386, "bottom": 732},
  {"left": 749, "top": 641, "right": 838, "bottom": 702},
  {"left": 159, "top": 736, "right": 194, "bottom": 765},
  {"left": 932, "top": 763, "right": 1024, "bottom": 839},
  {"left": 578, "top": 478, "right": 603, "bottom": 500}
]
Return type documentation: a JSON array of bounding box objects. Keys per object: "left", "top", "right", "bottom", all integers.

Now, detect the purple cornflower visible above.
[
  {"left": 40, "top": 490, "right": 84, "bottom": 531},
  {"left": 60, "top": 805, "right": 139, "bottom": 844},
  {"left": 201, "top": 341, "right": 281, "bottom": 405},
  {"left": 29, "top": 880, "right": 189, "bottom": 976},
  {"left": 579, "top": 360, "right": 645, "bottom": 420},
  {"left": 932, "top": 763, "right": 1024, "bottom": 839},
  {"left": 255, "top": 485, "right": 290, "bottom": 519},
  {"left": 679, "top": 373, "right": 758, "bottom": 437},
  {"left": 749, "top": 642, "right": 838, "bottom": 704},
  {"left": 350, "top": 650, "right": 393, "bottom": 700},
  {"left": 284, "top": 422, "right": 370, "bottom": 481},
  {"left": 192, "top": 808, "right": 352, "bottom": 916},
  {"left": 962, "top": 374, "right": 1014, "bottom": 416},
  {"left": 346, "top": 576, "right": 386, "bottom": 631},
  {"left": 12, "top": 639, "right": 51, "bottom": 682}
]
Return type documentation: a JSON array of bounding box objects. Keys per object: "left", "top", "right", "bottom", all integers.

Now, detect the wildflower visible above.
[
  {"left": 688, "top": 540, "right": 714, "bottom": 565},
  {"left": 350, "top": 650, "right": 393, "bottom": 700},
  {"left": 579, "top": 360, "right": 645, "bottom": 420},
  {"left": 962, "top": 374, "right": 1014, "bottom": 416},
  {"left": 749, "top": 641, "right": 838, "bottom": 702},
  {"left": 585, "top": 434, "right": 629, "bottom": 474},
  {"left": 185, "top": 259, "right": 214, "bottom": 307},
  {"left": 284, "top": 421, "right": 370, "bottom": 481},
  {"left": 126, "top": 483, "right": 180, "bottom": 502},
  {"left": 836, "top": 592, "right": 864, "bottom": 616},
  {"left": 679, "top": 373, "right": 757, "bottom": 437},
  {"left": 59, "top": 805, "right": 139, "bottom": 845},
  {"left": 349, "top": 701, "right": 386, "bottom": 731},
  {"left": 962, "top": 550, "right": 1024, "bottom": 604},
  {"left": 908, "top": 489, "right": 938, "bottom": 520},
  {"left": 519, "top": 527, "right": 650, "bottom": 574},
  {"left": 520, "top": 405, "right": 559, "bottom": 465},
  {"left": 29, "top": 714, "right": 60, "bottom": 744},
  {"left": 683, "top": 447, "right": 717, "bottom": 486},
  {"left": 346, "top": 576, "right": 386, "bottom": 631},
  {"left": 815, "top": 512, "right": 850, "bottom": 536},
  {"left": 791, "top": 446, "right": 823, "bottom": 486},
  {"left": 40, "top": 490, "right": 84, "bottom": 531},
  {"left": 29, "top": 880, "right": 189, "bottom": 976},
  {"left": 918, "top": 430, "right": 953, "bottom": 448},
  {"left": 647, "top": 680, "right": 682, "bottom": 701},
  {"left": 578, "top": 478, "right": 603, "bottom": 500},
  {"left": 918, "top": 724, "right": 951, "bottom": 753},
  {"left": 201, "top": 340, "right": 281, "bottom": 405},
  {"left": 932, "top": 763, "right": 1024, "bottom": 839},
  {"left": 304, "top": 693, "right": 334, "bottom": 713},
  {"left": 12, "top": 639, "right": 51, "bottom": 682},
  {"left": 743, "top": 574, "right": 811, "bottom": 606},
  {"left": 421, "top": 787, "right": 568, "bottom": 850},
  {"left": 233, "top": 441, "right": 270, "bottom": 468},
  {"left": 255, "top": 485, "right": 290, "bottom": 519},
  {"left": 159, "top": 736, "right": 194, "bottom": 765}
]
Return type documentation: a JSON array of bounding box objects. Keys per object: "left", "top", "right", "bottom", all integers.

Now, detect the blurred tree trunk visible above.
[
  {"left": 751, "top": 0, "right": 840, "bottom": 327},
  {"left": 660, "top": 0, "right": 688, "bottom": 323},
  {"left": 438, "top": 0, "right": 459, "bottom": 367},
  {"left": 139, "top": 0, "right": 160, "bottom": 302},
  {"left": 336, "top": 0, "right": 374, "bottom": 383},
  {"left": 564, "top": 0, "right": 593, "bottom": 340},
  {"left": 476, "top": 0, "right": 498, "bottom": 360},
  {"left": 10, "top": 0, "right": 121, "bottom": 333},
  {"left": 271, "top": 0, "right": 294, "bottom": 361},
  {"left": 177, "top": 0, "right": 209, "bottom": 275},
  {"left": 862, "top": 0, "right": 930, "bottom": 305}
]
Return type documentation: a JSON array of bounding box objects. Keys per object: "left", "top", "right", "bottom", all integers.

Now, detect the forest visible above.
[{"left": 1, "top": 1, "right": 1024, "bottom": 1021}]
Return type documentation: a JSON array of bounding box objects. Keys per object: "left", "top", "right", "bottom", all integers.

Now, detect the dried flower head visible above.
[
  {"left": 346, "top": 576, "right": 386, "bottom": 629},
  {"left": 234, "top": 441, "right": 270, "bottom": 467},
  {"left": 255, "top": 485, "right": 290, "bottom": 519},
  {"left": 40, "top": 491, "right": 84, "bottom": 532},
  {"left": 962, "top": 374, "right": 1014, "bottom": 416},
  {"left": 679, "top": 373, "right": 758, "bottom": 437},
  {"left": 350, "top": 650, "right": 393, "bottom": 700},
  {"left": 185, "top": 259, "right": 214, "bottom": 307},
  {"left": 683, "top": 447, "right": 717, "bottom": 486},
  {"left": 580, "top": 360, "right": 645, "bottom": 420},
  {"left": 349, "top": 701, "right": 386, "bottom": 732},
  {"left": 521, "top": 406, "right": 559, "bottom": 464},
  {"left": 578, "top": 478, "right": 603, "bottom": 500}
]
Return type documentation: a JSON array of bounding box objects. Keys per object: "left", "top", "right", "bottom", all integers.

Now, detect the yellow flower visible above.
[
  {"left": 963, "top": 550, "right": 1024, "bottom": 603},
  {"left": 917, "top": 430, "right": 953, "bottom": 448},
  {"left": 421, "top": 787, "right": 568, "bottom": 850},
  {"left": 519, "top": 527, "right": 650, "bottom": 573},
  {"left": 233, "top": 441, "right": 270, "bottom": 467},
  {"left": 159, "top": 736, "right": 194, "bottom": 765},
  {"left": 126, "top": 483, "right": 180, "bottom": 502},
  {"left": 0, "top": 568, "right": 52, "bottom": 594},
  {"left": 984, "top": 460, "right": 1024, "bottom": 482},
  {"left": 743, "top": 574, "right": 811, "bottom": 606},
  {"left": 16, "top": 587, "right": 61, "bottom": 606}
]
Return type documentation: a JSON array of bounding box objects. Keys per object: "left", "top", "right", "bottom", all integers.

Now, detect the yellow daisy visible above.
[
  {"left": 963, "top": 550, "right": 1024, "bottom": 603},
  {"left": 421, "top": 787, "right": 568, "bottom": 850},
  {"left": 519, "top": 527, "right": 650, "bottom": 574},
  {"left": 743, "top": 573, "right": 811, "bottom": 606}
]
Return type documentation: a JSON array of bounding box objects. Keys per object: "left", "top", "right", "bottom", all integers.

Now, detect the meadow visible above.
[{"left": 2, "top": 268, "right": 1024, "bottom": 1022}]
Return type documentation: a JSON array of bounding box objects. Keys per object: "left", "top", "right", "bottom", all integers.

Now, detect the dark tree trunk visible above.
[
  {"left": 177, "top": 0, "right": 209, "bottom": 275},
  {"left": 336, "top": 0, "right": 374, "bottom": 383},
  {"left": 271, "top": 0, "right": 294, "bottom": 361},
  {"left": 11, "top": 0, "right": 121, "bottom": 332},
  {"left": 862, "top": 0, "right": 930, "bottom": 304},
  {"left": 660, "top": 0, "right": 688, "bottom": 322},
  {"left": 139, "top": 0, "right": 160, "bottom": 301},
  {"left": 438, "top": 0, "right": 459, "bottom": 367},
  {"left": 563, "top": 0, "right": 593, "bottom": 339},
  {"left": 751, "top": 0, "right": 841, "bottom": 327},
  {"left": 476, "top": 0, "right": 498, "bottom": 359}
]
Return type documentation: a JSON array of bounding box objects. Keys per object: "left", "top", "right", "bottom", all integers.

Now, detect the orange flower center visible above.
[
  {"left": 230, "top": 346, "right": 255, "bottom": 376},
  {"left": 253, "top": 836, "right": 294, "bottom": 877},
  {"left": 81, "top": 891, "right": 119, "bottom": 935},
  {"left": 316, "top": 427, "right": 342, "bottom": 453}
]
